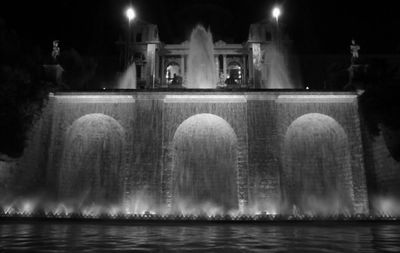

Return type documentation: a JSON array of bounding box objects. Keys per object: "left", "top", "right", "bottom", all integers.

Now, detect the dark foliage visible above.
[
  {"left": 58, "top": 49, "right": 98, "bottom": 90},
  {"left": 359, "top": 59, "right": 400, "bottom": 161},
  {"left": 0, "top": 17, "right": 108, "bottom": 159},
  {"left": 0, "top": 19, "right": 50, "bottom": 159}
]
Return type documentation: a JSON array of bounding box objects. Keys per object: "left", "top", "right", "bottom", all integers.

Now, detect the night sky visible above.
[{"left": 1, "top": 0, "right": 400, "bottom": 56}]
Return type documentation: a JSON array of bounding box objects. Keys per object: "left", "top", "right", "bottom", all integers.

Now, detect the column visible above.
[
  {"left": 181, "top": 55, "right": 185, "bottom": 86},
  {"left": 161, "top": 56, "right": 165, "bottom": 87},
  {"left": 248, "top": 50, "right": 253, "bottom": 85},
  {"left": 215, "top": 56, "right": 219, "bottom": 74},
  {"left": 154, "top": 50, "right": 159, "bottom": 87},
  {"left": 242, "top": 55, "right": 247, "bottom": 87},
  {"left": 223, "top": 54, "right": 227, "bottom": 81},
  {"left": 251, "top": 43, "right": 262, "bottom": 88}
]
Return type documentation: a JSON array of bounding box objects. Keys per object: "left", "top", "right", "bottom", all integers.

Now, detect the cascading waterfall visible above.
[
  {"left": 58, "top": 113, "right": 125, "bottom": 206},
  {"left": 0, "top": 79, "right": 372, "bottom": 218},
  {"left": 171, "top": 113, "right": 239, "bottom": 213},
  {"left": 282, "top": 113, "right": 354, "bottom": 215}
]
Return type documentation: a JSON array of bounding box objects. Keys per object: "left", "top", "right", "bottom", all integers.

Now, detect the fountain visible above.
[
  {"left": 58, "top": 114, "right": 125, "bottom": 206},
  {"left": 262, "top": 43, "right": 294, "bottom": 89},
  {"left": 186, "top": 25, "right": 218, "bottom": 89},
  {"left": 118, "top": 63, "right": 137, "bottom": 89},
  {"left": 0, "top": 89, "right": 375, "bottom": 221},
  {"left": 171, "top": 114, "right": 238, "bottom": 214},
  {"left": 2, "top": 22, "right": 396, "bottom": 222},
  {"left": 282, "top": 113, "right": 354, "bottom": 215}
]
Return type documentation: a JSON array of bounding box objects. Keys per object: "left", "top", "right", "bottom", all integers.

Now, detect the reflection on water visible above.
[{"left": 1, "top": 223, "right": 400, "bottom": 252}]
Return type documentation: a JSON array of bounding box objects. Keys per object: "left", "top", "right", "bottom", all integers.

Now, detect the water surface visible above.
[{"left": 1, "top": 223, "right": 400, "bottom": 252}]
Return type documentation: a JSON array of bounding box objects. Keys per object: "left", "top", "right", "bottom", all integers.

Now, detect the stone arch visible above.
[
  {"left": 170, "top": 113, "right": 239, "bottom": 212},
  {"left": 227, "top": 61, "right": 243, "bottom": 85},
  {"left": 282, "top": 113, "right": 354, "bottom": 214},
  {"left": 165, "top": 62, "right": 181, "bottom": 85},
  {"left": 58, "top": 113, "right": 125, "bottom": 205}
]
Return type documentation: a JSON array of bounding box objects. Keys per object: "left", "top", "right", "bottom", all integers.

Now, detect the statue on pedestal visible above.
[
  {"left": 350, "top": 39, "right": 360, "bottom": 65},
  {"left": 43, "top": 40, "right": 64, "bottom": 85},
  {"left": 345, "top": 39, "right": 367, "bottom": 92},
  {"left": 52, "top": 40, "right": 60, "bottom": 63},
  {"left": 217, "top": 73, "right": 227, "bottom": 88}
]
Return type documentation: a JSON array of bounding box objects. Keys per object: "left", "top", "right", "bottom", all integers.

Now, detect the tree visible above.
[
  {"left": 58, "top": 48, "right": 98, "bottom": 90},
  {"left": 0, "top": 19, "right": 50, "bottom": 160},
  {"left": 359, "top": 58, "right": 400, "bottom": 161}
]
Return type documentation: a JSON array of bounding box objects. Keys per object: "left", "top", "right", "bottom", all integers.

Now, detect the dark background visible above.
[{"left": 1, "top": 0, "right": 400, "bottom": 55}]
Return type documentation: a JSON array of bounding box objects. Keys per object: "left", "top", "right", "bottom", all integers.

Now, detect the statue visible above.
[
  {"left": 345, "top": 39, "right": 367, "bottom": 92},
  {"left": 217, "top": 73, "right": 227, "bottom": 88},
  {"left": 43, "top": 40, "right": 64, "bottom": 85},
  {"left": 350, "top": 39, "right": 360, "bottom": 64},
  {"left": 52, "top": 40, "right": 60, "bottom": 62}
]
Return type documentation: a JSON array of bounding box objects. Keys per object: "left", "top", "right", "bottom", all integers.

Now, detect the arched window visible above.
[
  {"left": 136, "top": 33, "right": 142, "bottom": 42},
  {"left": 226, "top": 62, "right": 242, "bottom": 85},
  {"left": 166, "top": 62, "right": 181, "bottom": 85}
]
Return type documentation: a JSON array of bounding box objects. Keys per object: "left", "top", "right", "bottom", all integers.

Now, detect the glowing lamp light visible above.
[
  {"left": 272, "top": 7, "right": 281, "bottom": 21},
  {"left": 126, "top": 7, "right": 136, "bottom": 22}
]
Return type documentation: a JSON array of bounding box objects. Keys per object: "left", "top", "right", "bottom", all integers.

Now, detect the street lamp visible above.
[
  {"left": 272, "top": 6, "right": 282, "bottom": 48},
  {"left": 272, "top": 7, "right": 281, "bottom": 23},
  {"left": 125, "top": 7, "right": 136, "bottom": 68},
  {"left": 126, "top": 7, "right": 136, "bottom": 23}
]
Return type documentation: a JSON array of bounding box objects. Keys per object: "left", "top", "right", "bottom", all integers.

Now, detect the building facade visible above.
[{"left": 117, "top": 19, "right": 283, "bottom": 89}]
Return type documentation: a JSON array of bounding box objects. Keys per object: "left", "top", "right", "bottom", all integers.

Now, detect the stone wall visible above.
[{"left": 247, "top": 96, "right": 280, "bottom": 207}]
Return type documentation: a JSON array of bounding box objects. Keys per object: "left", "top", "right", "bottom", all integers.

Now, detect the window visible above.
[
  {"left": 265, "top": 32, "right": 272, "bottom": 41},
  {"left": 136, "top": 33, "right": 142, "bottom": 42}
]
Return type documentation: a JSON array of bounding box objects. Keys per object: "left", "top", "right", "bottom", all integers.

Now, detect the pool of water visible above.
[{"left": 1, "top": 222, "right": 400, "bottom": 252}]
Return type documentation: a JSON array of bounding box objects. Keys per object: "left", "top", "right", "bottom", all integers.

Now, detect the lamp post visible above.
[
  {"left": 272, "top": 7, "right": 281, "bottom": 23},
  {"left": 125, "top": 7, "right": 136, "bottom": 68},
  {"left": 272, "top": 7, "right": 281, "bottom": 48}
]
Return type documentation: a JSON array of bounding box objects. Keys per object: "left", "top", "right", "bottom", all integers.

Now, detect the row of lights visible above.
[{"left": 1, "top": 209, "right": 398, "bottom": 221}]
